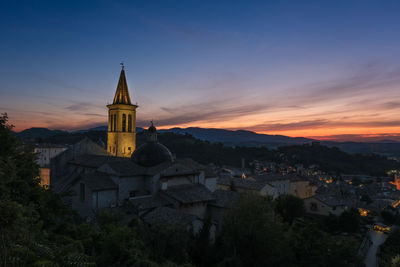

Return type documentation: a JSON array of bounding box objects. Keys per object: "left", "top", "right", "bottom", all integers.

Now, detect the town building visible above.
[
  {"left": 34, "top": 144, "right": 68, "bottom": 187},
  {"left": 107, "top": 64, "right": 138, "bottom": 157},
  {"left": 303, "top": 194, "right": 347, "bottom": 216},
  {"left": 216, "top": 173, "right": 316, "bottom": 199}
]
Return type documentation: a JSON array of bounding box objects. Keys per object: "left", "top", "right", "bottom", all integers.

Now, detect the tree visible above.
[
  {"left": 339, "top": 208, "right": 361, "bottom": 233},
  {"left": 275, "top": 195, "right": 306, "bottom": 224},
  {"left": 288, "top": 218, "right": 363, "bottom": 267},
  {"left": 378, "top": 230, "right": 400, "bottom": 267},
  {"left": 216, "top": 194, "right": 293, "bottom": 267}
]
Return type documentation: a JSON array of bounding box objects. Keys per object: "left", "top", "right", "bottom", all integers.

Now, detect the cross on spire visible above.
[{"left": 112, "top": 63, "right": 131, "bottom": 105}]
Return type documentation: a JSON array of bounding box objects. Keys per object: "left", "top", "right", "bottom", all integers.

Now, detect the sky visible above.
[{"left": 1, "top": 0, "right": 400, "bottom": 141}]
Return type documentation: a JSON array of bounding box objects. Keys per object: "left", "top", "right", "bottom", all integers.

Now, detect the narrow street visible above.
[{"left": 364, "top": 230, "right": 388, "bottom": 267}]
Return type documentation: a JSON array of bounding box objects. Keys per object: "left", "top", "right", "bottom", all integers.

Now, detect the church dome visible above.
[{"left": 131, "top": 123, "right": 173, "bottom": 167}]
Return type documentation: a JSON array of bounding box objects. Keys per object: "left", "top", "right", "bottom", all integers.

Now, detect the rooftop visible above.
[
  {"left": 163, "top": 184, "right": 215, "bottom": 204},
  {"left": 211, "top": 190, "right": 240, "bottom": 208},
  {"left": 69, "top": 154, "right": 128, "bottom": 168}
]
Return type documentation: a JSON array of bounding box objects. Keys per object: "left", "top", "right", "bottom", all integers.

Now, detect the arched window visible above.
[
  {"left": 113, "top": 114, "right": 117, "bottom": 132},
  {"left": 128, "top": 115, "right": 132, "bottom": 132},
  {"left": 122, "top": 114, "right": 126, "bottom": 132}
]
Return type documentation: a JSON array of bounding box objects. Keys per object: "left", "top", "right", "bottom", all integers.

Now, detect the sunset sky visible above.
[{"left": 1, "top": 1, "right": 400, "bottom": 141}]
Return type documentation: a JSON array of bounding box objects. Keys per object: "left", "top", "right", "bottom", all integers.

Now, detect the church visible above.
[{"left": 51, "top": 66, "right": 226, "bottom": 232}]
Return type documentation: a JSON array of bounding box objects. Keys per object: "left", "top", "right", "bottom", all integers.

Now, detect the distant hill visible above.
[
  {"left": 158, "top": 127, "right": 313, "bottom": 147},
  {"left": 18, "top": 126, "right": 313, "bottom": 146},
  {"left": 321, "top": 141, "right": 400, "bottom": 157},
  {"left": 73, "top": 126, "right": 108, "bottom": 133},
  {"left": 15, "top": 126, "right": 400, "bottom": 158},
  {"left": 15, "top": 127, "right": 67, "bottom": 140}
]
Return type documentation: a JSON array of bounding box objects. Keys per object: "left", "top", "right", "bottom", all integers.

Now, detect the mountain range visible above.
[{"left": 14, "top": 126, "right": 400, "bottom": 157}]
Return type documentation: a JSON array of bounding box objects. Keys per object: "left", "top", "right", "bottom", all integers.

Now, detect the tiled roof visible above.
[
  {"left": 175, "top": 158, "right": 205, "bottom": 170},
  {"left": 142, "top": 207, "right": 199, "bottom": 226},
  {"left": 53, "top": 170, "right": 81, "bottom": 193},
  {"left": 35, "top": 143, "right": 69, "bottom": 148},
  {"left": 310, "top": 193, "right": 346, "bottom": 207},
  {"left": 211, "top": 190, "right": 239, "bottom": 208},
  {"left": 105, "top": 159, "right": 205, "bottom": 177},
  {"left": 160, "top": 163, "right": 200, "bottom": 177},
  {"left": 163, "top": 184, "right": 215, "bottom": 204},
  {"left": 129, "top": 195, "right": 173, "bottom": 211},
  {"left": 69, "top": 154, "right": 128, "bottom": 168},
  {"left": 254, "top": 174, "right": 292, "bottom": 182},
  {"left": 81, "top": 171, "right": 117, "bottom": 191},
  {"left": 53, "top": 171, "right": 117, "bottom": 192},
  {"left": 105, "top": 160, "right": 147, "bottom": 176},
  {"left": 217, "top": 176, "right": 272, "bottom": 190}
]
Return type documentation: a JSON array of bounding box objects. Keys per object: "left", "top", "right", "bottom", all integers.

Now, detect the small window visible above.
[
  {"left": 129, "top": 191, "right": 136, "bottom": 198},
  {"left": 310, "top": 202, "right": 317, "bottom": 211},
  {"left": 128, "top": 147, "right": 131, "bottom": 151},
  {"left": 128, "top": 115, "right": 132, "bottom": 132},
  {"left": 92, "top": 192, "right": 98, "bottom": 208},
  {"left": 122, "top": 114, "right": 126, "bottom": 132},
  {"left": 113, "top": 114, "right": 117, "bottom": 131},
  {"left": 80, "top": 183, "right": 85, "bottom": 202},
  {"left": 161, "top": 182, "right": 168, "bottom": 190}
]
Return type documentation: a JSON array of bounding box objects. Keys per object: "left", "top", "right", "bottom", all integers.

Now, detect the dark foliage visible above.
[
  {"left": 378, "top": 229, "right": 400, "bottom": 267},
  {"left": 321, "top": 208, "right": 361, "bottom": 234},
  {"left": 275, "top": 195, "right": 306, "bottom": 224}
]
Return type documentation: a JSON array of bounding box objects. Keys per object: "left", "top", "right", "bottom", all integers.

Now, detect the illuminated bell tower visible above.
[{"left": 107, "top": 64, "right": 138, "bottom": 157}]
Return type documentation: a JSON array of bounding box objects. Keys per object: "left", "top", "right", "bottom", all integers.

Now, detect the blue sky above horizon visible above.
[{"left": 2, "top": 0, "right": 400, "bottom": 141}]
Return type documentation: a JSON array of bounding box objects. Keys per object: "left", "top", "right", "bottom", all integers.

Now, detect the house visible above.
[
  {"left": 304, "top": 194, "right": 347, "bottom": 216},
  {"left": 34, "top": 143, "right": 69, "bottom": 187},
  {"left": 288, "top": 176, "right": 317, "bottom": 199}
]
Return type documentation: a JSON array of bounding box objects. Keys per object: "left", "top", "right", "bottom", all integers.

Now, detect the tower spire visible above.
[
  {"left": 113, "top": 63, "right": 131, "bottom": 105},
  {"left": 107, "top": 64, "right": 138, "bottom": 158}
]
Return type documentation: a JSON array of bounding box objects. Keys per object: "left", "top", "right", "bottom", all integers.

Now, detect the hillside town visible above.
[{"left": 16, "top": 67, "right": 399, "bottom": 267}]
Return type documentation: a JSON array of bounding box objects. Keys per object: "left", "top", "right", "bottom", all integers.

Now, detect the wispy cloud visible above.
[
  {"left": 311, "top": 133, "right": 400, "bottom": 142},
  {"left": 239, "top": 119, "right": 400, "bottom": 133},
  {"left": 64, "top": 102, "right": 98, "bottom": 111}
]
